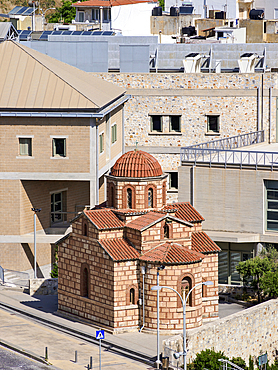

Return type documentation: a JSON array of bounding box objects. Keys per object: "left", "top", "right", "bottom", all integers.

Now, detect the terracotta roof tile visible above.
[
  {"left": 84, "top": 209, "right": 124, "bottom": 230},
  {"left": 192, "top": 232, "right": 221, "bottom": 254},
  {"left": 110, "top": 150, "right": 163, "bottom": 178},
  {"left": 140, "top": 242, "right": 204, "bottom": 264},
  {"left": 125, "top": 212, "right": 164, "bottom": 231},
  {"left": 99, "top": 238, "right": 140, "bottom": 261},
  {"left": 73, "top": 0, "right": 156, "bottom": 7},
  {"left": 162, "top": 202, "right": 205, "bottom": 223}
]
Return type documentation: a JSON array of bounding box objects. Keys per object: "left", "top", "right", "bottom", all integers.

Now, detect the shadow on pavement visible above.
[{"left": 21, "top": 294, "right": 58, "bottom": 314}]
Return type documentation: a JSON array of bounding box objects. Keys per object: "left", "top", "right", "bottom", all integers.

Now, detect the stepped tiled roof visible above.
[
  {"left": 192, "top": 232, "right": 221, "bottom": 254},
  {"left": 84, "top": 209, "right": 124, "bottom": 229},
  {"left": 140, "top": 242, "right": 204, "bottom": 264},
  {"left": 99, "top": 238, "right": 140, "bottom": 261},
  {"left": 162, "top": 202, "right": 205, "bottom": 223},
  {"left": 125, "top": 212, "right": 164, "bottom": 231},
  {"left": 110, "top": 150, "right": 163, "bottom": 178}
]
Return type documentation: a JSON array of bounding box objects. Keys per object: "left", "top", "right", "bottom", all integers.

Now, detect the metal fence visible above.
[
  {"left": 181, "top": 147, "right": 278, "bottom": 170},
  {"left": 179, "top": 130, "right": 278, "bottom": 170},
  {"left": 0, "top": 265, "right": 4, "bottom": 284},
  {"left": 3, "top": 269, "right": 29, "bottom": 288},
  {"left": 182, "top": 130, "right": 264, "bottom": 152}
]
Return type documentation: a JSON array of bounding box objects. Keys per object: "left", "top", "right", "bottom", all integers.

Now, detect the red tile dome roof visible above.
[{"left": 111, "top": 150, "right": 163, "bottom": 178}]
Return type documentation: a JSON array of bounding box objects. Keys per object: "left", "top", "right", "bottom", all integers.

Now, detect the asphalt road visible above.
[{"left": 0, "top": 347, "right": 52, "bottom": 370}]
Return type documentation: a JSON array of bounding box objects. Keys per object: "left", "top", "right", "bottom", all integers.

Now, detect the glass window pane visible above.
[
  {"left": 53, "top": 138, "right": 65, "bottom": 157},
  {"left": 231, "top": 252, "right": 241, "bottom": 282},
  {"left": 267, "top": 211, "right": 278, "bottom": 221},
  {"left": 151, "top": 116, "right": 162, "bottom": 132},
  {"left": 268, "top": 201, "right": 278, "bottom": 210},
  {"left": 170, "top": 116, "right": 180, "bottom": 132},
  {"left": 218, "top": 251, "right": 228, "bottom": 284},
  {"left": 19, "top": 138, "right": 32, "bottom": 156},
  {"left": 267, "top": 221, "right": 278, "bottom": 231},
  {"left": 267, "top": 190, "right": 278, "bottom": 200},
  {"left": 208, "top": 116, "right": 219, "bottom": 132}
]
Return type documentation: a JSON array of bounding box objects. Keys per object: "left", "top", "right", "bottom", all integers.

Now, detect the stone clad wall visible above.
[{"left": 163, "top": 299, "right": 278, "bottom": 366}]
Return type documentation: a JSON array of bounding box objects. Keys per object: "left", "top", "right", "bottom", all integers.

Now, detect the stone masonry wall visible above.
[
  {"left": 163, "top": 299, "right": 278, "bottom": 366},
  {"left": 58, "top": 218, "right": 115, "bottom": 328}
]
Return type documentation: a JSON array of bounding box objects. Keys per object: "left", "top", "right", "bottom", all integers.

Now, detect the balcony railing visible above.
[
  {"left": 179, "top": 131, "right": 277, "bottom": 170},
  {"left": 183, "top": 130, "right": 264, "bottom": 152}
]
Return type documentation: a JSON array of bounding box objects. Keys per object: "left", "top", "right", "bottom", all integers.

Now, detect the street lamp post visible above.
[
  {"left": 151, "top": 280, "right": 213, "bottom": 370},
  {"left": 155, "top": 265, "right": 165, "bottom": 369},
  {"left": 31, "top": 208, "right": 41, "bottom": 279}
]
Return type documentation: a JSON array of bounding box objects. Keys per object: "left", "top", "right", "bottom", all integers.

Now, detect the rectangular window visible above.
[
  {"left": 78, "top": 11, "right": 85, "bottom": 22},
  {"left": 99, "top": 133, "right": 104, "bottom": 153},
  {"left": 51, "top": 191, "right": 67, "bottom": 224},
  {"left": 169, "top": 172, "right": 178, "bottom": 190},
  {"left": 92, "top": 8, "right": 99, "bottom": 21},
  {"left": 111, "top": 124, "right": 117, "bottom": 144},
  {"left": 150, "top": 115, "right": 162, "bottom": 132},
  {"left": 275, "top": 9, "right": 278, "bottom": 19},
  {"left": 169, "top": 116, "right": 181, "bottom": 132},
  {"left": 19, "top": 138, "right": 32, "bottom": 156},
  {"left": 265, "top": 180, "right": 278, "bottom": 231},
  {"left": 103, "top": 8, "right": 111, "bottom": 21},
  {"left": 207, "top": 115, "right": 220, "bottom": 133},
  {"left": 52, "top": 138, "right": 66, "bottom": 157}
]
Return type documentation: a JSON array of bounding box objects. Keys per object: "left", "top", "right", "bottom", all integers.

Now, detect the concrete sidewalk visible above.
[
  {"left": 0, "top": 287, "right": 245, "bottom": 369},
  {"left": 0, "top": 287, "right": 168, "bottom": 369}
]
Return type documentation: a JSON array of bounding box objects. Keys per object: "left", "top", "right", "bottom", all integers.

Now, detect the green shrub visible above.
[{"left": 193, "top": 349, "right": 228, "bottom": 370}]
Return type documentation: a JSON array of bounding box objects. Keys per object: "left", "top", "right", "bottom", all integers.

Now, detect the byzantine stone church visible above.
[{"left": 57, "top": 150, "right": 220, "bottom": 333}]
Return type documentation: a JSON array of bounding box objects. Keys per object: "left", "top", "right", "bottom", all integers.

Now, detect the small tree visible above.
[
  {"left": 236, "top": 257, "right": 273, "bottom": 303},
  {"left": 48, "top": 1, "right": 76, "bottom": 24},
  {"left": 50, "top": 246, "right": 58, "bottom": 278},
  {"left": 193, "top": 349, "right": 228, "bottom": 370},
  {"left": 231, "top": 357, "right": 247, "bottom": 370},
  {"left": 260, "top": 270, "right": 278, "bottom": 299}
]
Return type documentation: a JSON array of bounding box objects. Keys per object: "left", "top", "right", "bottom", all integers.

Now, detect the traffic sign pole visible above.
[
  {"left": 99, "top": 338, "right": 101, "bottom": 370},
  {"left": 96, "top": 329, "right": 105, "bottom": 370}
]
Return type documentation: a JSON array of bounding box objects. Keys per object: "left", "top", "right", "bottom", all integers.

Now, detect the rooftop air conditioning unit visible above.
[
  {"left": 238, "top": 53, "right": 259, "bottom": 73},
  {"left": 183, "top": 53, "right": 202, "bottom": 73}
]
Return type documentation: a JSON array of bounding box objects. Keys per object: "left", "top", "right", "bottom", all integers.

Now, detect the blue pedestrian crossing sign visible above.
[{"left": 96, "top": 329, "right": 105, "bottom": 340}]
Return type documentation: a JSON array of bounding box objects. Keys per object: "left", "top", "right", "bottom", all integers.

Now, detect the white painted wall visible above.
[
  {"left": 254, "top": 0, "right": 278, "bottom": 19},
  {"left": 165, "top": 0, "right": 237, "bottom": 18},
  {"left": 111, "top": 2, "right": 157, "bottom": 36}
]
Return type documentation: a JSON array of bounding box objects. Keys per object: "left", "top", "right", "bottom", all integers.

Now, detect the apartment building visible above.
[{"left": 0, "top": 40, "right": 127, "bottom": 275}]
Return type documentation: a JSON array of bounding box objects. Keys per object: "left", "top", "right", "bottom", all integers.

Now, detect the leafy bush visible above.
[
  {"left": 193, "top": 349, "right": 228, "bottom": 370},
  {"left": 231, "top": 357, "right": 247, "bottom": 370},
  {"left": 50, "top": 246, "right": 58, "bottom": 278}
]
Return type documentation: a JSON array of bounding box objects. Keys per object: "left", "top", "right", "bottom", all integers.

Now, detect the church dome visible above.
[{"left": 111, "top": 150, "right": 163, "bottom": 178}]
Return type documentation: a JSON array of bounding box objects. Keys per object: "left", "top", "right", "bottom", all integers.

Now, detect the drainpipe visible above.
[
  {"left": 261, "top": 74, "right": 264, "bottom": 132},
  {"left": 257, "top": 86, "right": 261, "bottom": 132},
  {"left": 269, "top": 87, "right": 272, "bottom": 144},
  {"left": 190, "top": 165, "right": 195, "bottom": 207},
  {"left": 139, "top": 265, "right": 146, "bottom": 332}
]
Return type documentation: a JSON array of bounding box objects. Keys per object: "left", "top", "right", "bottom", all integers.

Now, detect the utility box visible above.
[
  {"left": 162, "top": 356, "right": 170, "bottom": 370},
  {"left": 183, "top": 53, "right": 202, "bottom": 73},
  {"left": 238, "top": 53, "right": 258, "bottom": 73}
]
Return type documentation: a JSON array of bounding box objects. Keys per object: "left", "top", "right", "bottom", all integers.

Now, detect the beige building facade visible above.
[
  {"left": 0, "top": 40, "right": 127, "bottom": 275},
  {"left": 93, "top": 72, "right": 278, "bottom": 203}
]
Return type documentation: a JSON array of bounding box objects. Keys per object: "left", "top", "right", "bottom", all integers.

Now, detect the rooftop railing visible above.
[{"left": 180, "top": 131, "right": 278, "bottom": 170}]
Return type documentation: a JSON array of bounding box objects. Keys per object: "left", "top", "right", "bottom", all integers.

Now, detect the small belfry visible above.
[{"left": 57, "top": 150, "right": 220, "bottom": 333}]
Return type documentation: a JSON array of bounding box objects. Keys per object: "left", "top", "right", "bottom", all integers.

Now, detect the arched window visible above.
[
  {"left": 148, "top": 188, "right": 153, "bottom": 208},
  {"left": 109, "top": 183, "right": 115, "bottom": 208},
  {"left": 164, "top": 223, "right": 169, "bottom": 238},
  {"left": 181, "top": 276, "right": 192, "bottom": 306},
  {"left": 127, "top": 188, "right": 133, "bottom": 209},
  {"left": 162, "top": 182, "right": 167, "bottom": 205},
  {"left": 130, "top": 288, "right": 135, "bottom": 304},
  {"left": 81, "top": 264, "right": 89, "bottom": 298},
  {"left": 83, "top": 222, "right": 88, "bottom": 237}
]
